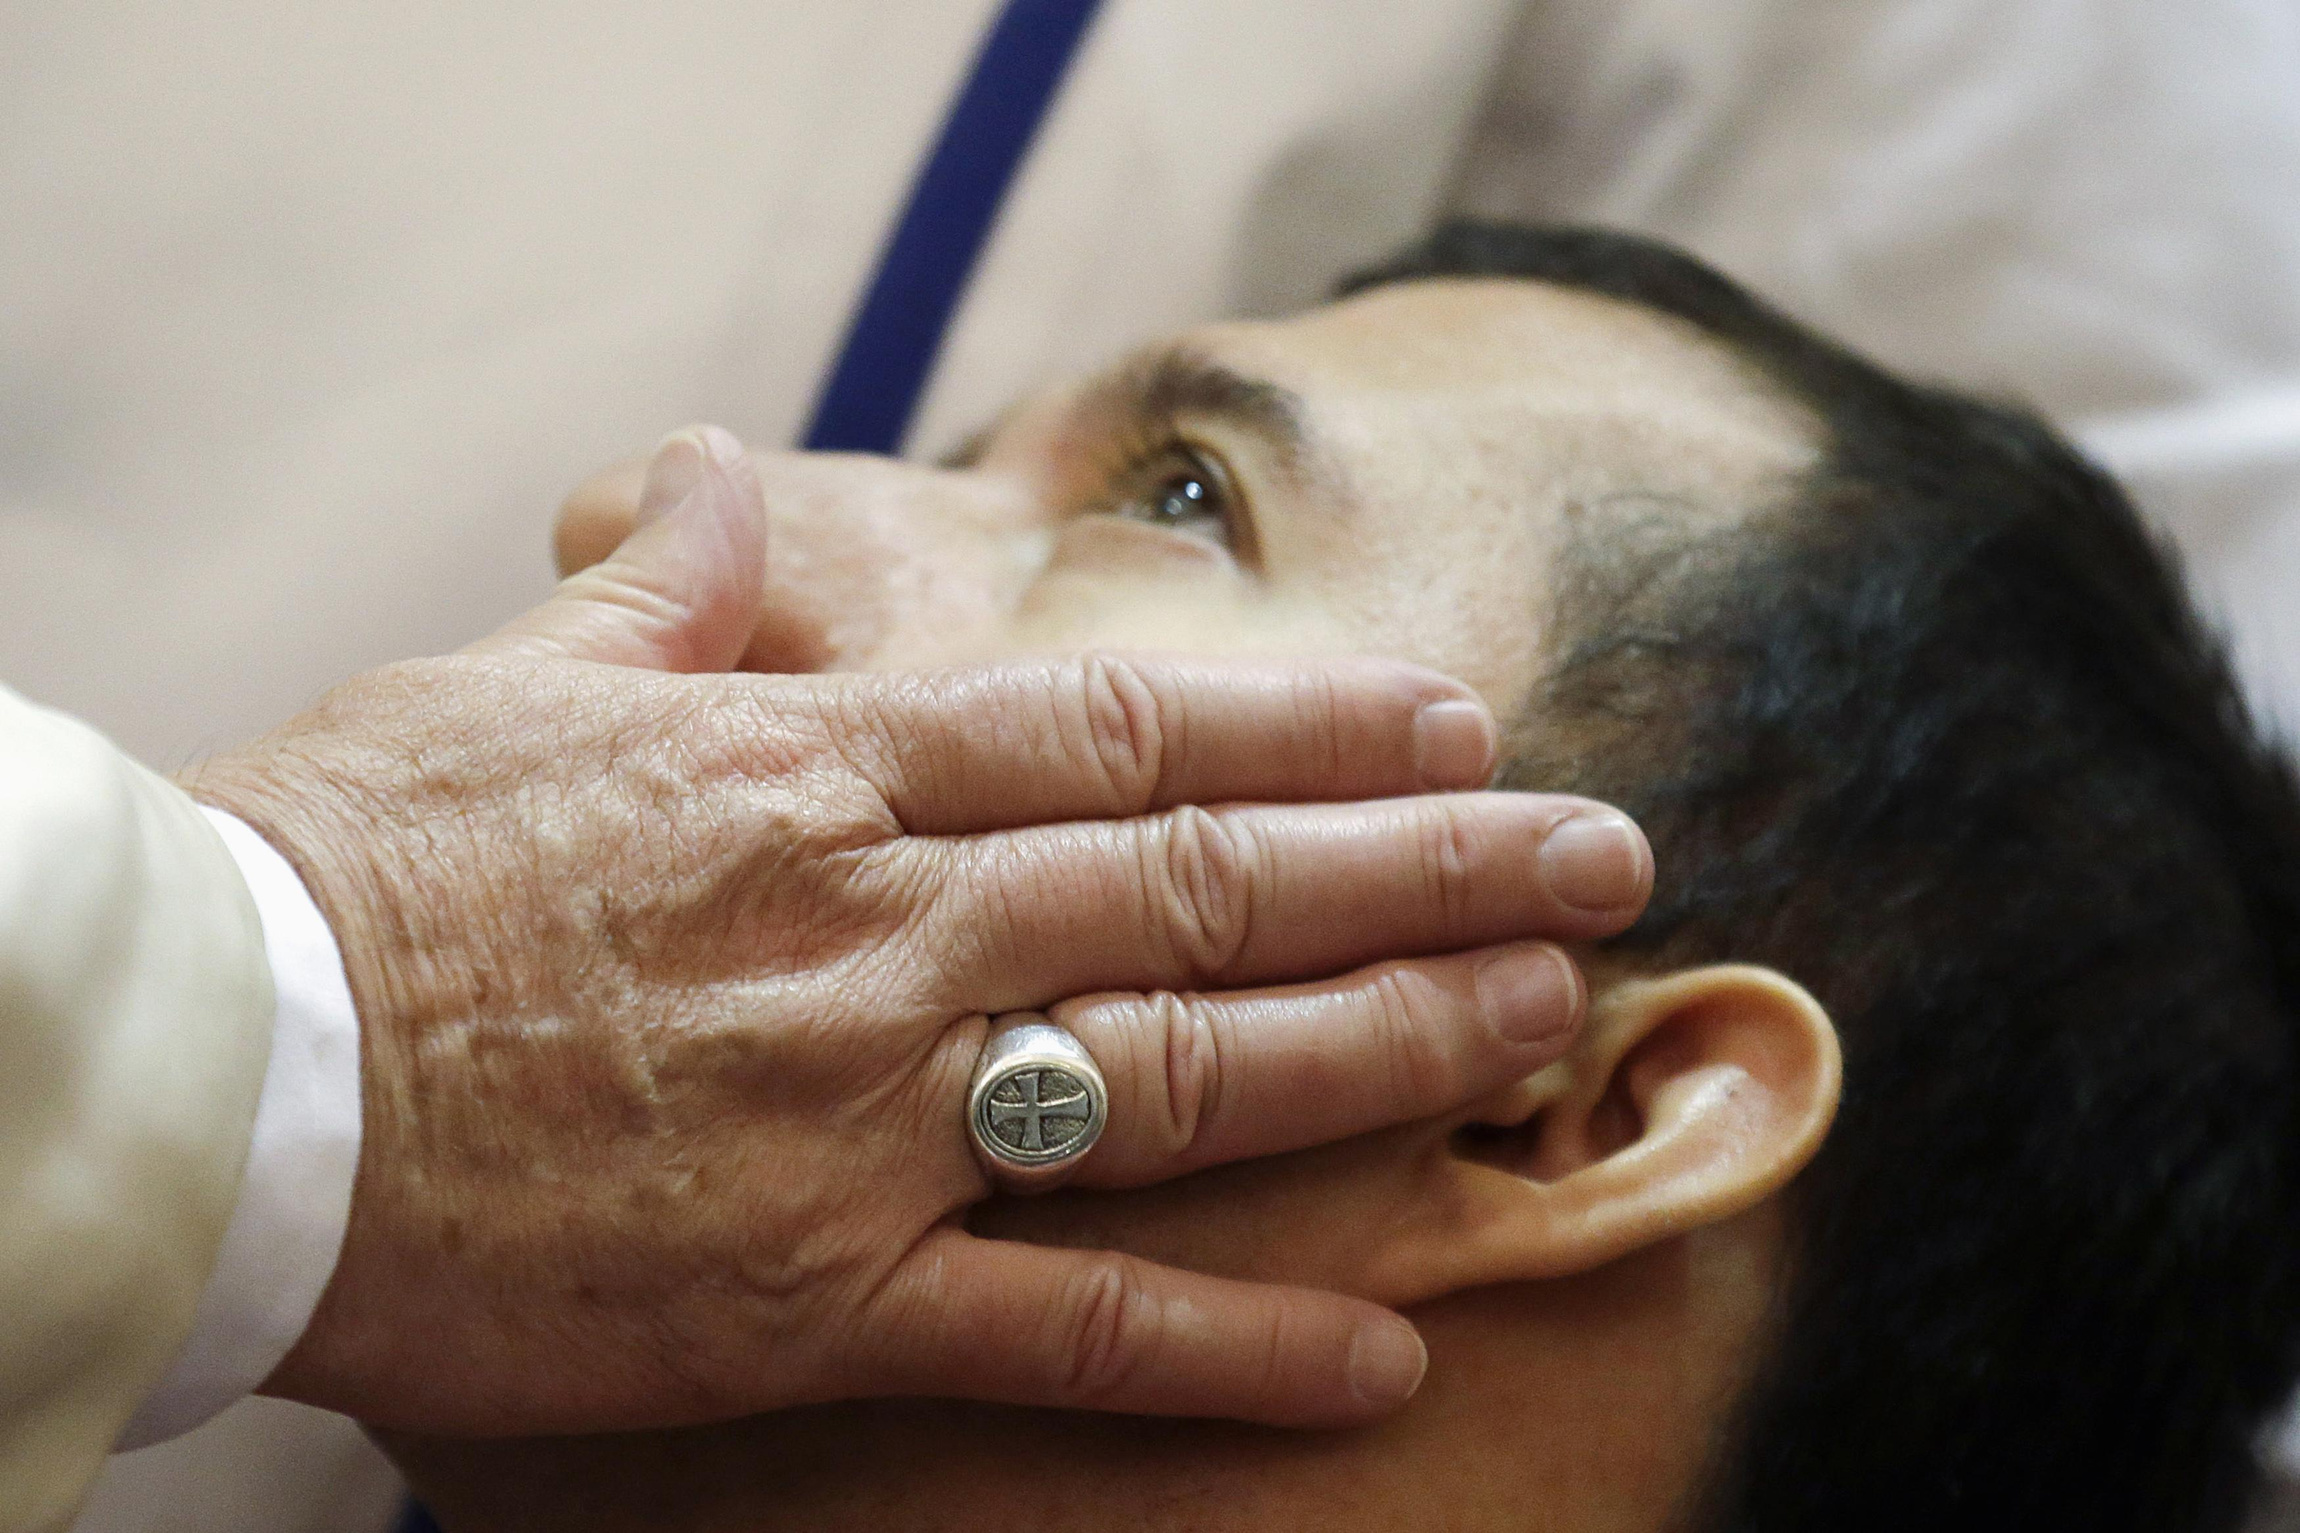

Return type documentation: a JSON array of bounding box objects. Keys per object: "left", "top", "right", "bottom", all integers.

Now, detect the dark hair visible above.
[{"left": 1346, "top": 222, "right": 2300, "bottom": 1531}]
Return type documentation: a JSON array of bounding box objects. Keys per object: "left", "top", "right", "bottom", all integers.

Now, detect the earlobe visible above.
[{"left": 1364, "top": 964, "right": 1841, "bottom": 1304}]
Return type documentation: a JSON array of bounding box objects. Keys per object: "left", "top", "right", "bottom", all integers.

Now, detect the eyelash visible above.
[{"left": 1090, "top": 428, "right": 1237, "bottom": 547}]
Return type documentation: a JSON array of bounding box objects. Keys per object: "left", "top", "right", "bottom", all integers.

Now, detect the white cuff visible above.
[{"left": 115, "top": 809, "right": 363, "bottom": 1451}]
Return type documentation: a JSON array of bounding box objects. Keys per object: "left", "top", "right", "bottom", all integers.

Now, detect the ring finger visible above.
[{"left": 1010, "top": 939, "right": 1585, "bottom": 1189}]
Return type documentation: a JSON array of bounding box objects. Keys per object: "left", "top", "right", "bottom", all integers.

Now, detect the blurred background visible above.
[{"left": 7, "top": 2, "right": 2297, "bottom": 1528}]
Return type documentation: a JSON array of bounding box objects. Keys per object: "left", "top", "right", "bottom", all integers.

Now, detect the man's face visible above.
[
  {"left": 623, "top": 278, "right": 1816, "bottom": 718},
  {"left": 415, "top": 278, "right": 1822, "bottom": 1531}
]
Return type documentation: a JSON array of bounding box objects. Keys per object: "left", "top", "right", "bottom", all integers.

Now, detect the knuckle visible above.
[
  {"left": 720, "top": 679, "right": 866, "bottom": 787},
  {"left": 1367, "top": 966, "right": 1467, "bottom": 1105},
  {"left": 1146, "top": 806, "right": 1261, "bottom": 979},
  {"left": 1417, "top": 802, "right": 1480, "bottom": 935},
  {"left": 1075, "top": 654, "right": 1170, "bottom": 810},
  {"left": 1056, "top": 1257, "right": 1159, "bottom": 1407},
  {"left": 919, "top": 846, "right": 1019, "bottom": 973},
  {"left": 1303, "top": 668, "right": 1349, "bottom": 783},
  {"left": 851, "top": 1241, "right": 962, "bottom": 1387},
  {"left": 638, "top": 1228, "right": 865, "bottom": 1419},
  {"left": 806, "top": 688, "right": 917, "bottom": 823},
  {"left": 1151, "top": 992, "right": 1225, "bottom": 1160},
  {"left": 1251, "top": 1305, "right": 1292, "bottom": 1409}
]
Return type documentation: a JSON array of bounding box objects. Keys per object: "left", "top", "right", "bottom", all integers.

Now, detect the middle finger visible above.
[{"left": 915, "top": 792, "right": 1650, "bottom": 1011}]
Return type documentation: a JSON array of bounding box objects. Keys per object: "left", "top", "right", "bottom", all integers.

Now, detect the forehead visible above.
[
  {"left": 1212, "top": 276, "right": 1789, "bottom": 413},
  {"left": 1172, "top": 277, "right": 1821, "bottom": 520}
]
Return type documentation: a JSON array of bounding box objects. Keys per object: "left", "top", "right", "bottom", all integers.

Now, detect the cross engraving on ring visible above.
[{"left": 987, "top": 1067, "right": 1092, "bottom": 1152}]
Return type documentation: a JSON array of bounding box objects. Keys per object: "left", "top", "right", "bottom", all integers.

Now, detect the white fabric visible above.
[
  {"left": 0, "top": 689, "right": 274, "bottom": 1533},
  {"left": 116, "top": 811, "right": 360, "bottom": 1453}
]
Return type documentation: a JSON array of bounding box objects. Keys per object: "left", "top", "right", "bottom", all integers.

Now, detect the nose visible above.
[
  {"left": 749, "top": 448, "right": 1050, "bottom": 672},
  {"left": 554, "top": 440, "right": 1044, "bottom": 672}
]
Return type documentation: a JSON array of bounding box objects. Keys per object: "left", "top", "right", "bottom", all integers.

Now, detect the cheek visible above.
[
  {"left": 1002, "top": 571, "right": 1343, "bottom": 660},
  {"left": 747, "top": 454, "right": 1055, "bottom": 672},
  {"left": 1328, "top": 583, "right": 1542, "bottom": 714},
  {"left": 800, "top": 525, "right": 1052, "bottom": 673},
  {"left": 1294, "top": 520, "right": 1547, "bottom": 713}
]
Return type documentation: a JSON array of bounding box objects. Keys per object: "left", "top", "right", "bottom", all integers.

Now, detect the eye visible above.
[{"left": 1106, "top": 445, "right": 1233, "bottom": 544}]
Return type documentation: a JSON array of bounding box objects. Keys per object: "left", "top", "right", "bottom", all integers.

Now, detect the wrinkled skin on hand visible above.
[
  {"left": 201, "top": 653, "right": 976, "bottom": 1432},
  {"left": 184, "top": 430, "right": 1650, "bottom": 1437}
]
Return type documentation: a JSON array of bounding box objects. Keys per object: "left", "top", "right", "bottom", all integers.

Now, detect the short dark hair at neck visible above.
[{"left": 1346, "top": 221, "right": 2300, "bottom": 1532}]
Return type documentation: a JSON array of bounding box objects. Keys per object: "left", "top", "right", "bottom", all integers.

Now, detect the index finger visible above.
[{"left": 786, "top": 652, "right": 1499, "bottom": 835}]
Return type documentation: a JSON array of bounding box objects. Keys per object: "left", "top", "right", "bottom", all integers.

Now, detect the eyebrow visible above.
[
  {"left": 938, "top": 347, "right": 1345, "bottom": 567},
  {"left": 943, "top": 346, "right": 1327, "bottom": 478},
  {"left": 1107, "top": 348, "right": 1318, "bottom": 481}
]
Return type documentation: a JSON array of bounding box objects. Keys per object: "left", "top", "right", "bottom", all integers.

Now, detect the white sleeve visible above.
[
  {"left": 114, "top": 811, "right": 363, "bottom": 1452},
  {"left": 0, "top": 690, "right": 274, "bottom": 1533}
]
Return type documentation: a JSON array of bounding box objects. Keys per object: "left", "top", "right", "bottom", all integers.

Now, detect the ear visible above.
[{"left": 1363, "top": 964, "right": 1841, "bottom": 1303}]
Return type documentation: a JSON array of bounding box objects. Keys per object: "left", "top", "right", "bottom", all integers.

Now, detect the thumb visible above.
[{"left": 471, "top": 425, "right": 766, "bottom": 670}]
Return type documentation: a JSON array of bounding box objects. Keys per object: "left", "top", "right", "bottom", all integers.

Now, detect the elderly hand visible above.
[{"left": 188, "top": 428, "right": 1651, "bottom": 1437}]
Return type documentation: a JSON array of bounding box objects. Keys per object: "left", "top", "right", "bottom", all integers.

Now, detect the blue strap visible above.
[{"left": 801, "top": 0, "right": 1107, "bottom": 454}]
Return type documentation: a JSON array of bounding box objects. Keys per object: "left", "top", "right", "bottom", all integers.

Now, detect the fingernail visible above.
[
  {"left": 1413, "top": 698, "right": 1496, "bottom": 789},
  {"left": 1476, "top": 944, "right": 1582, "bottom": 1045},
  {"left": 1537, "top": 812, "right": 1649, "bottom": 912},
  {"left": 692, "top": 422, "right": 749, "bottom": 472},
  {"left": 1347, "top": 1319, "right": 1429, "bottom": 1410},
  {"left": 635, "top": 430, "right": 709, "bottom": 527}
]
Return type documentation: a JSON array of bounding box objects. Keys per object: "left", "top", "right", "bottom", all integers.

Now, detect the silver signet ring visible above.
[{"left": 967, "top": 1020, "right": 1108, "bottom": 1192}]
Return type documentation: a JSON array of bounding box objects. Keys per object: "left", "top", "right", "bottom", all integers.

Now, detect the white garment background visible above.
[{"left": 4, "top": 1, "right": 2297, "bottom": 1528}]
